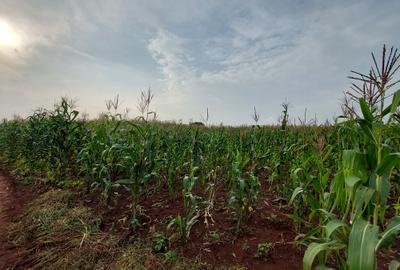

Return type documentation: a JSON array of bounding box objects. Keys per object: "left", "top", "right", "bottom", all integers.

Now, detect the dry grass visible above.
[{"left": 8, "top": 189, "right": 118, "bottom": 269}]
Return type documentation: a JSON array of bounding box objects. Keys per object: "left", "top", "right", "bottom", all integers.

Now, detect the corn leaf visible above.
[
  {"left": 359, "top": 98, "right": 374, "bottom": 122},
  {"left": 303, "top": 241, "right": 343, "bottom": 270},
  {"left": 348, "top": 219, "right": 379, "bottom": 270},
  {"left": 376, "top": 153, "right": 400, "bottom": 176},
  {"left": 289, "top": 187, "right": 303, "bottom": 205},
  {"left": 325, "top": 219, "right": 347, "bottom": 239},
  {"left": 376, "top": 216, "right": 400, "bottom": 251},
  {"left": 345, "top": 175, "right": 362, "bottom": 201},
  {"left": 382, "top": 89, "right": 400, "bottom": 116},
  {"left": 350, "top": 186, "right": 375, "bottom": 223}
]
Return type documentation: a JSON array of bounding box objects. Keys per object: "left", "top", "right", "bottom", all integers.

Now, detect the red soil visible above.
[
  {"left": 1, "top": 166, "right": 397, "bottom": 269},
  {"left": 90, "top": 179, "right": 400, "bottom": 270},
  {"left": 0, "top": 168, "right": 33, "bottom": 270},
  {"left": 89, "top": 180, "right": 304, "bottom": 270}
]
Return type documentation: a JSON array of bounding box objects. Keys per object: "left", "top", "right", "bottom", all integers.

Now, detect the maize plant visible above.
[
  {"left": 116, "top": 125, "right": 161, "bottom": 227},
  {"left": 78, "top": 116, "right": 125, "bottom": 200},
  {"left": 296, "top": 90, "right": 400, "bottom": 269},
  {"left": 168, "top": 164, "right": 200, "bottom": 244},
  {"left": 303, "top": 217, "right": 400, "bottom": 270},
  {"left": 228, "top": 152, "right": 261, "bottom": 234}
]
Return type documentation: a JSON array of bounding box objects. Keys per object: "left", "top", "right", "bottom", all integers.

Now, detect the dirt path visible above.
[{"left": 0, "top": 169, "right": 29, "bottom": 270}]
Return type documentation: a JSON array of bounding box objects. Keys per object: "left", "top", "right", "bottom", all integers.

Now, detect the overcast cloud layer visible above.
[{"left": 1, "top": 0, "right": 399, "bottom": 125}]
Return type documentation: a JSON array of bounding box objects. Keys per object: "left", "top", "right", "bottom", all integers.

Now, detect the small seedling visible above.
[
  {"left": 152, "top": 232, "right": 168, "bottom": 253},
  {"left": 164, "top": 250, "right": 178, "bottom": 264},
  {"left": 254, "top": 242, "right": 273, "bottom": 259}
]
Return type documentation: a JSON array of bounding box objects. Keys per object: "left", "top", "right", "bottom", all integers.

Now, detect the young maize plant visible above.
[
  {"left": 77, "top": 110, "right": 126, "bottom": 200},
  {"left": 168, "top": 164, "right": 200, "bottom": 244},
  {"left": 116, "top": 125, "right": 161, "bottom": 227},
  {"left": 228, "top": 151, "right": 261, "bottom": 234},
  {"left": 297, "top": 90, "right": 400, "bottom": 270}
]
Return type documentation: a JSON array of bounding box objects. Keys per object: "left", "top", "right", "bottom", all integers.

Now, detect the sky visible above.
[{"left": 0, "top": 0, "right": 399, "bottom": 125}]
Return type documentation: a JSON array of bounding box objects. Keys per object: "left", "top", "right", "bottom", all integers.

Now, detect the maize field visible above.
[{"left": 0, "top": 49, "right": 400, "bottom": 270}]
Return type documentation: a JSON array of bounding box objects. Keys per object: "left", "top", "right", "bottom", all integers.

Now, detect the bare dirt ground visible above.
[{"left": 0, "top": 168, "right": 31, "bottom": 270}]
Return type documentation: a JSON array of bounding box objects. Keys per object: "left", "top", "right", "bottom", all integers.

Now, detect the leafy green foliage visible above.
[
  {"left": 168, "top": 164, "right": 200, "bottom": 244},
  {"left": 152, "top": 232, "right": 169, "bottom": 253},
  {"left": 298, "top": 90, "right": 400, "bottom": 269},
  {"left": 228, "top": 152, "right": 260, "bottom": 234},
  {"left": 254, "top": 242, "right": 273, "bottom": 259},
  {"left": 164, "top": 250, "right": 178, "bottom": 264}
]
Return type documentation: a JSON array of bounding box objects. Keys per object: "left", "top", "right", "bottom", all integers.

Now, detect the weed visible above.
[
  {"left": 152, "top": 232, "right": 169, "bottom": 253},
  {"left": 254, "top": 242, "right": 274, "bottom": 259},
  {"left": 164, "top": 250, "right": 178, "bottom": 264}
]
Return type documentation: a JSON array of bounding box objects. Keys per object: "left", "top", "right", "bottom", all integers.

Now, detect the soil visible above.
[
  {"left": 1, "top": 166, "right": 398, "bottom": 270},
  {"left": 86, "top": 177, "right": 400, "bottom": 270},
  {"left": 0, "top": 168, "right": 34, "bottom": 270},
  {"left": 87, "top": 177, "right": 304, "bottom": 270}
]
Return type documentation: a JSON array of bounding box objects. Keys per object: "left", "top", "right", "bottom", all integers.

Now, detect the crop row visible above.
[{"left": 0, "top": 91, "right": 399, "bottom": 269}]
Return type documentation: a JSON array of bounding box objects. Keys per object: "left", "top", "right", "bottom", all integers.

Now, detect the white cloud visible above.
[
  {"left": 1, "top": 0, "right": 400, "bottom": 124},
  {"left": 147, "top": 30, "right": 197, "bottom": 104}
]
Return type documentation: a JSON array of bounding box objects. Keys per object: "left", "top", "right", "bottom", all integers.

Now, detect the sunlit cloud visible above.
[
  {"left": 0, "top": 18, "right": 22, "bottom": 50},
  {"left": 0, "top": 17, "right": 26, "bottom": 63}
]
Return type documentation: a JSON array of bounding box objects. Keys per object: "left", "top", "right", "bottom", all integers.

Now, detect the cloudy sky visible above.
[{"left": 0, "top": 0, "right": 399, "bottom": 125}]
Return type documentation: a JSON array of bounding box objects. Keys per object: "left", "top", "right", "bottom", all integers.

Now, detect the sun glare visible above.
[{"left": 0, "top": 19, "right": 22, "bottom": 50}]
